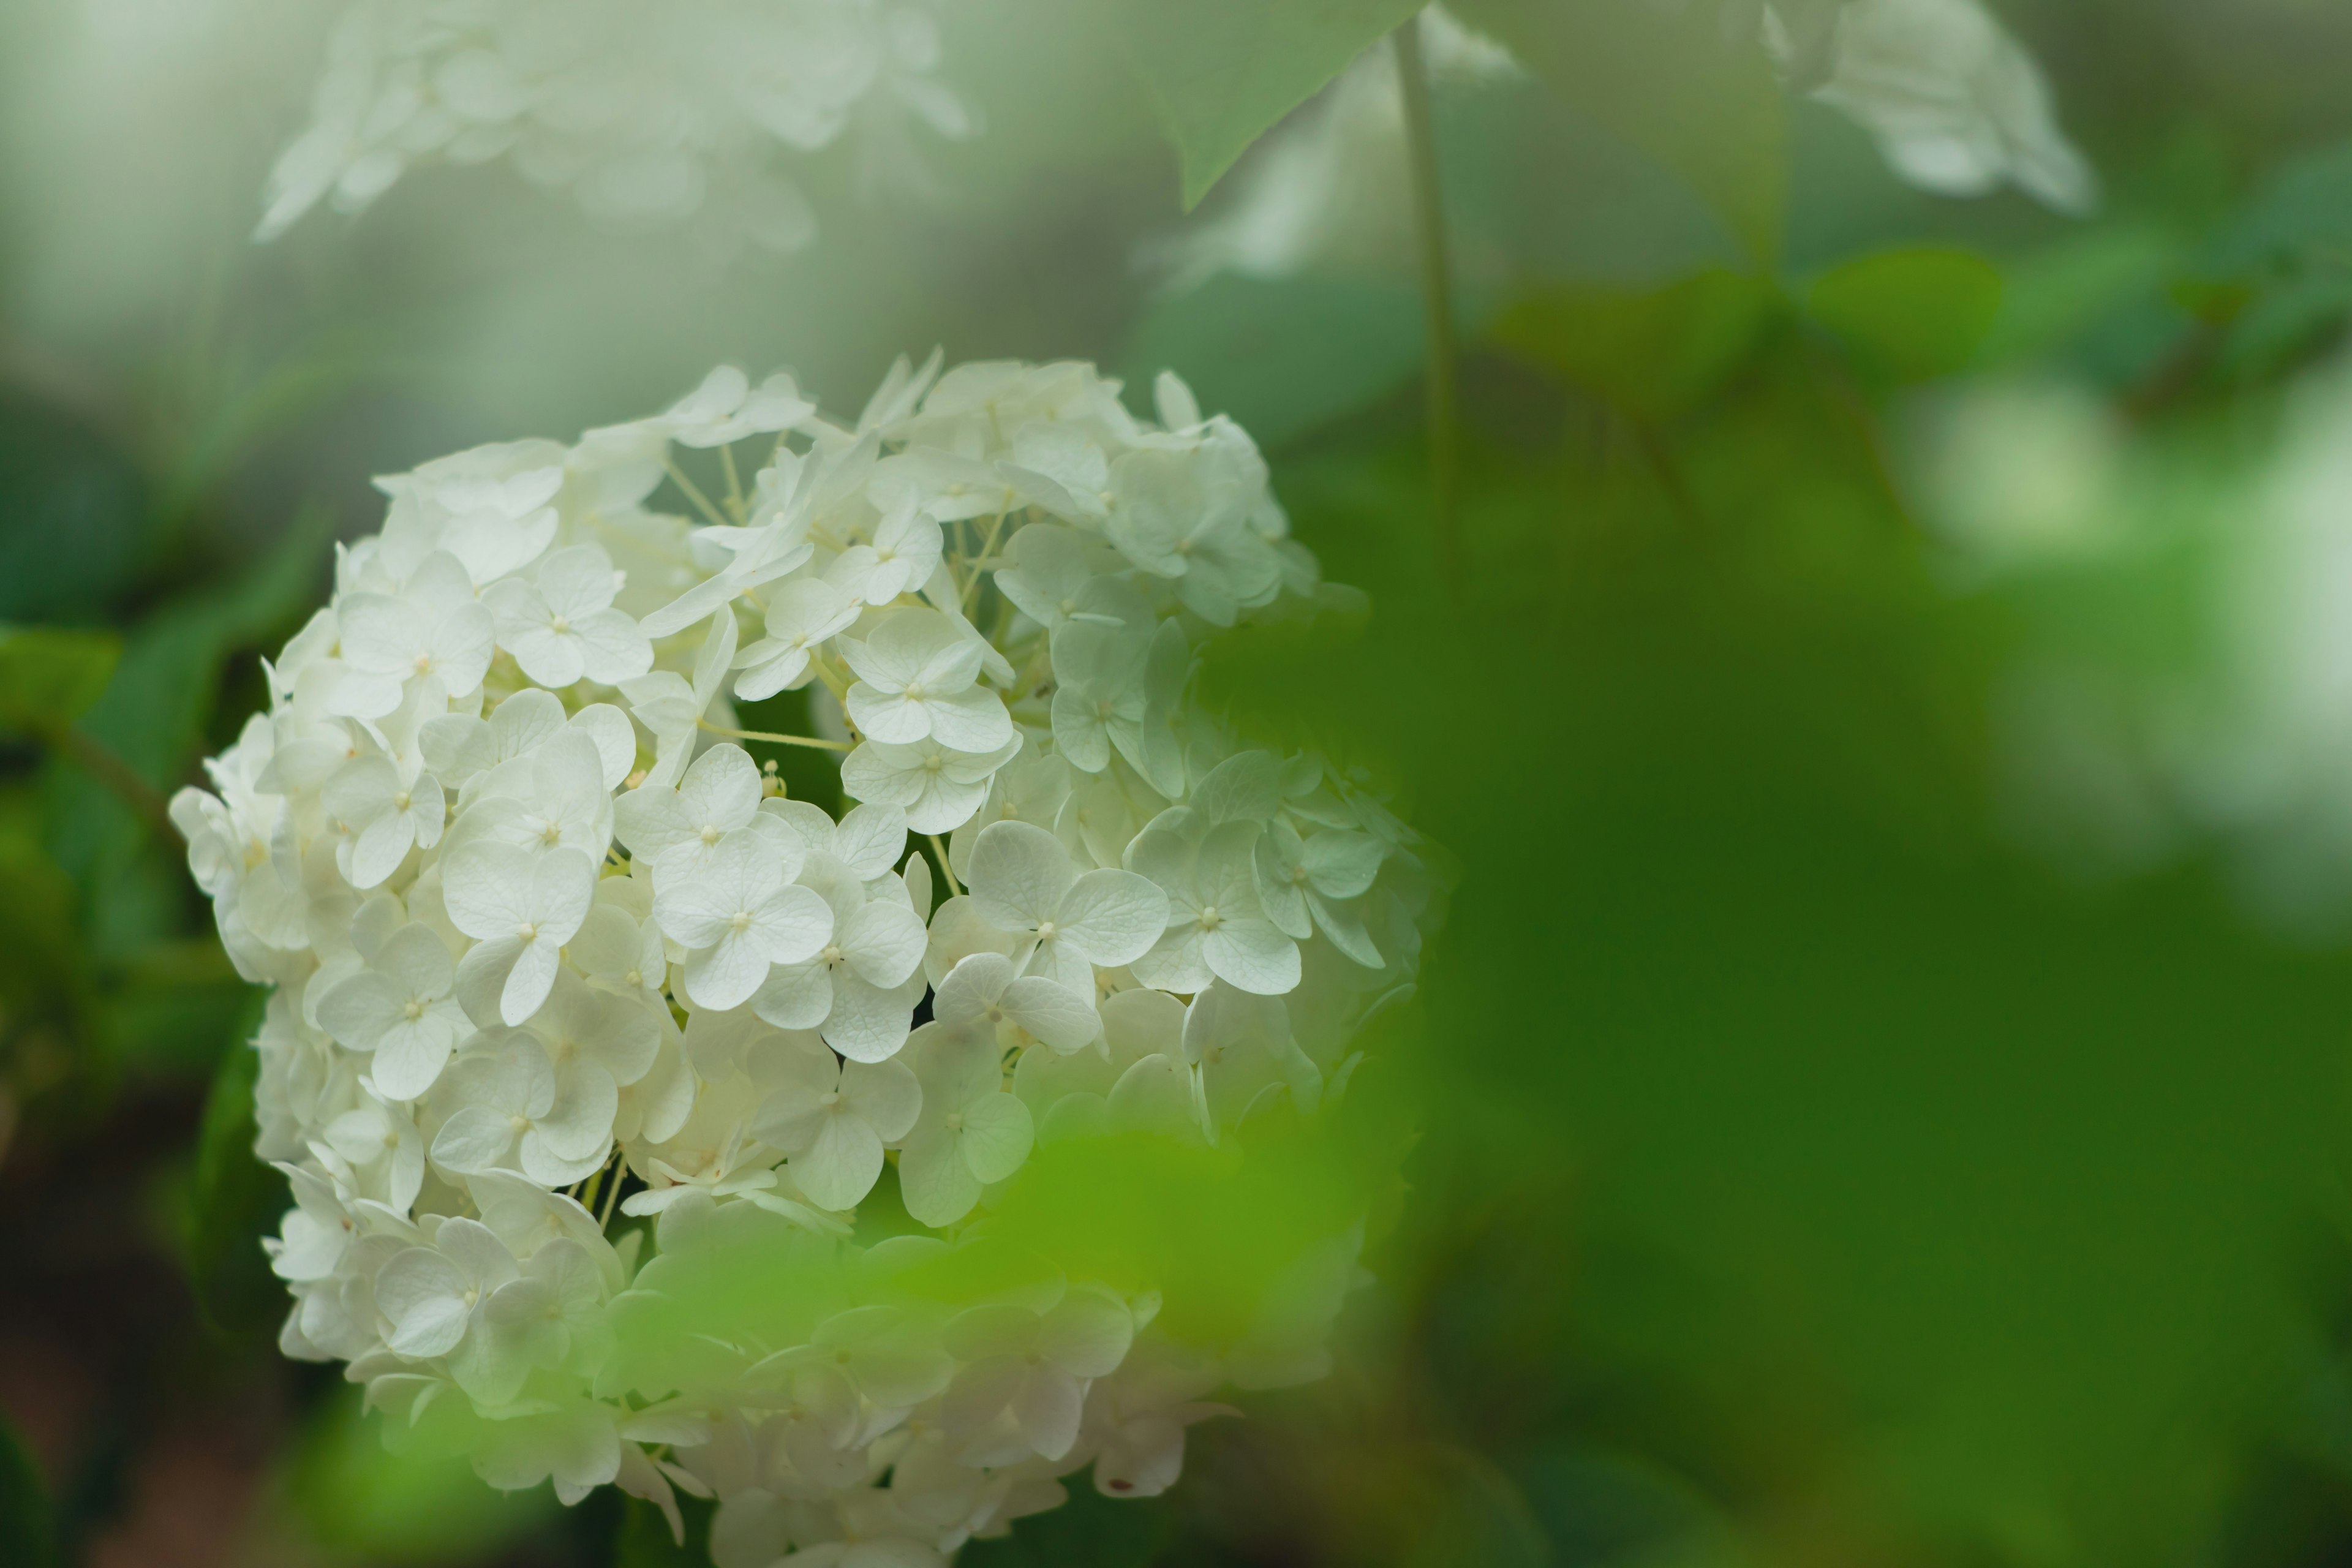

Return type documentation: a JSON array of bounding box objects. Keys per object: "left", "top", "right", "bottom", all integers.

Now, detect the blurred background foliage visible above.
[{"left": 9, "top": 1, "right": 2352, "bottom": 1566}]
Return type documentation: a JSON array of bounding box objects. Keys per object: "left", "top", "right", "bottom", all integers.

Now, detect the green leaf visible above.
[
  {"left": 1806, "top": 246, "right": 2005, "bottom": 381},
  {"left": 44, "top": 512, "right": 330, "bottom": 954},
  {"left": 0, "top": 626, "right": 121, "bottom": 739},
  {"left": 0, "top": 390, "right": 151, "bottom": 624},
  {"left": 0, "top": 1413, "right": 56, "bottom": 1568},
  {"left": 615, "top": 1493, "right": 713, "bottom": 1568},
  {"left": 177, "top": 987, "right": 286, "bottom": 1334},
  {"left": 281, "top": 1387, "right": 554, "bottom": 1564},
  {"left": 1112, "top": 0, "right": 1425, "bottom": 209},
  {"left": 2201, "top": 136, "right": 2352, "bottom": 278},
  {"left": 958, "top": 1482, "right": 1173, "bottom": 1567},
  {"left": 77, "top": 511, "right": 331, "bottom": 789},
  {"left": 1492, "top": 270, "right": 1780, "bottom": 420},
  {"left": 1449, "top": 0, "right": 1788, "bottom": 262},
  {"left": 1120, "top": 273, "right": 1428, "bottom": 449}
]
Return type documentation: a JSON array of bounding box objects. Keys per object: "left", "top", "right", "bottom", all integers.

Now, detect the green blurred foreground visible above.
[{"left": 10, "top": 1, "right": 2352, "bottom": 1565}]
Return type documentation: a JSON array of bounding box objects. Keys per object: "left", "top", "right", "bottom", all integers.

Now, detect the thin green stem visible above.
[
  {"left": 699, "top": 718, "right": 852, "bottom": 753},
  {"left": 1395, "top": 16, "right": 1463, "bottom": 595},
  {"left": 663, "top": 458, "right": 733, "bottom": 530},
  {"left": 927, "top": 834, "right": 963, "bottom": 899},
  {"left": 720, "top": 443, "right": 746, "bottom": 519},
  {"left": 50, "top": 726, "right": 177, "bottom": 842},
  {"left": 598, "top": 1156, "right": 628, "bottom": 1229}
]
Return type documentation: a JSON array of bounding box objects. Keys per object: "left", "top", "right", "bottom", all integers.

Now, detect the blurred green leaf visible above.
[
  {"left": 1806, "top": 246, "right": 2005, "bottom": 381},
  {"left": 177, "top": 987, "right": 284, "bottom": 1334},
  {"left": 1493, "top": 270, "right": 1779, "bottom": 420},
  {"left": 0, "top": 626, "right": 121, "bottom": 739},
  {"left": 46, "top": 511, "right": 329, "bottom": 954},
  {"left": 75, "top": 510, "right": 330, "bottom": 788},
  {"left": 283, "top": 1387, "right": 554, "bottom": 1564},
  {"left": 0, "top": 391, "right": 150, "bottom": 625},
  {"left": 959, "top": 1482, "right": 1172, "bottom": 1567},
  {"left": 616, "top": 1494, "right": 710, "bottom": 1568},
  {"left": 2201, "top": 137, "right": 2352, "bottom": 279},
  {"left": 1450, "top": 0, "right": 1787, "bottom": 262},
  {"left": 1112, "top": 0, "right": 1423, "bottom": 210},
  {"left": 1123, "top": 273, "right": 1427, "bottom": 449},
  {"left": 0, "top": 1412, "right": 56, "bottom": 1568}
]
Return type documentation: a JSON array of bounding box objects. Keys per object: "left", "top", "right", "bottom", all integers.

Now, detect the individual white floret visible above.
[
  {"left": 442, "top": 842, "right": 598, "bottom": 1026},
  {"left": 962, "top": 821, "right": 1168, "bottom": 1000},
  {"left": 932, "top": 952, "right": 1099, "bottom": 1054},
  {"left": 431, "top": 1035, "right": 616, "bottom": 1187},
  {"left": 734, "top": 578, "right": 859, "bottom": 700},
  {"left": 897, "top": 1023, "right": 1035, "bottom": 1226},
  {"left": 483, "top": 545, "right": 655, "bottom": 688},
  {"left": 1126, "top": 821, "right": 1300, "bottom": 997},
  {"left": 750, "top": 857, "right": 927, "bottom": 1060},
  {"left": 317, "top": 920, "right": 469, "bottom": 1100},
  {"left": 840, "top": 734, "right": 1019, "bottom": 834},
  {"left": 1251, "top": 818, "right": 1386, "bottom": 968},
  {"left": 614, "top": 743, "right": 767, "bottom": 881},
  {"left": 841, "top": 608, "right": 1014, "bottom": 753},
  {"left": 938, "top": 1287, "right": 1137, "bottom": 1463},
  {"left": 332, "top": 551, "right": 496, "bottom": 718},
  {"left": 652, "top": 829, "right": 834, "bottom": 1011},
  {"left": 748, "top": 1033, "right": 921, "bottom": 1211}
]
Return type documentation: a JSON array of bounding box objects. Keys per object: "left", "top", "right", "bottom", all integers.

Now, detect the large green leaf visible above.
[
  {"left": 281, "top": 1387, "right": 554, "bottom": 1564},
  {"left": 1449, "top": 0, "right": 1788, "bottom": 262},
  {"left": 45, "top": 513, "right": 329, "bottom": 955},
  {"left": 0, "top": 390, "right": 151, "bottom": 625},
  {"left": 1121, "top": 273, "right": 1428, "bottom": 450},
  {"left": 1112, "top": 0, "right": 1425, "bottom": 209},
  {"left": 1493, "top": 270, "right": 1781, "bottom": 420},
  {"left": 1806, "top": 246, "right": 2005, "bottom": 382},
  {"left": 0, "top": 626, "right": 120, "bottom": 740},
  {"left": 0, "top": 1413, "right": 56, "bottom": 1568}
]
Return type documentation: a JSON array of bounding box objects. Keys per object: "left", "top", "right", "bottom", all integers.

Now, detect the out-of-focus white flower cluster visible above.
[
  {"left": 1773, "top": 0, "right": 2100, "bottom": 216},
  {"left": 172, "top": 355, "right": 1437, "bottom": 1563},
  {"left": 1158, "top": 0, "right": 2095, "bottom": 295},
  {"left": 256, "top": 0, "right": 975, "bottom": 255}
]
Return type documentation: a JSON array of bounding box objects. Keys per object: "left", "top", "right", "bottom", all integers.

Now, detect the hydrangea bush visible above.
[
  {"left": 257, "top": 0, "right": 974, "bottom": 254},
  {"left": 172, "top": 356, "right": 1439, "bottom": 1564}
]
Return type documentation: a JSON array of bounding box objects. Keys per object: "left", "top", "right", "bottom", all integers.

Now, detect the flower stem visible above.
[
  {"left": 51, "top": 725, "right": 177, "bottom": 842},
  {"left": 928, "top": 833, "right": 963, "bottom": 898},
  {"left": 698, "top": 719, "right": 851, "bottom": 753},
  {"left": 1394, "top": 15, "right": 1462, "bottom": 595}
]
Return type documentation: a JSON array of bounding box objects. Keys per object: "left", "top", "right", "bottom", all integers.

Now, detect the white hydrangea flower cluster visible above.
[
  {"left": 256, "top": 0, "right": 974, "bottom": 254},
  {"left": 172, "top": 355, "right": 1438, "bottom": 1564}
]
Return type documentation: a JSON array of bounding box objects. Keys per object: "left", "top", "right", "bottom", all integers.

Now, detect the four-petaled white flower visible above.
[
  {"left": 318, "top": 921, "right": 470, "bottom": 1100},
  {"left": 965, "top": 821, "right": 1168, "bottom": 998},
  {"left": 484, "top": 545, "right": 655, "bottom": 687},
  {"left": 651, "top": 830, "right": 834, "bottom": 1011},
  {"left": 1127, "top": 821, "right": 1300, "bottom": 997},
  {"left": 752, "top": 857, "right": 927, "bottom": 1060},
  {"left": 897, "top": 1023, "right": 1035, "bottom": 1226},
  {"left": 324, "top": 753, "right": 447, "bottom": 890},
  {"left": 841, "top": 609, "right": 1013, "bottom": 752},
  {"left": 442, "top": 842, "right": 598, "bottom": 1025},
  {"left": 431, "top": 1036, "right": 617, "bottom": 1186},
  {"left": 748, "top": 1035, "right": 921, "bottom": 1211}
]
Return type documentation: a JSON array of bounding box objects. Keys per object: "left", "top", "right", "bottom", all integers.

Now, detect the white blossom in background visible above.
[
  {"left": 172, "top": 355, "right": 1441, "bottom": 1564},
  {"left": 1154, "top": 0, "right": 2094, "bottom": 296},
  {"left": 254, "top": 0, "right": 978, "bottom": 255},
  {"left": 1773, "top": 0, "right": 2100, "bottom": 215}
]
